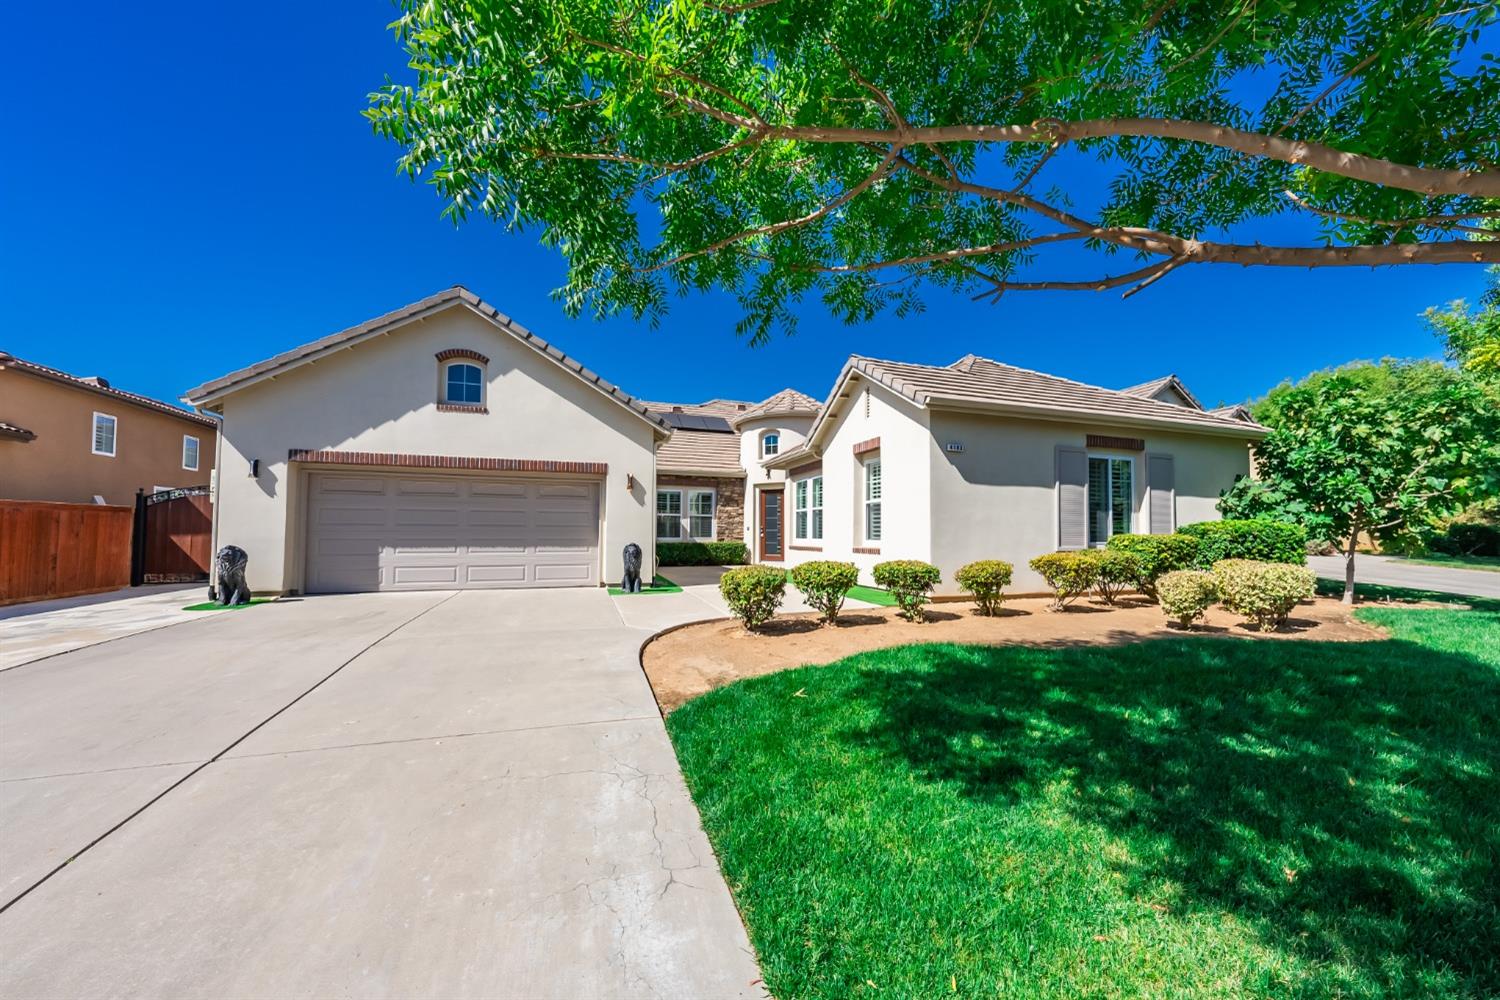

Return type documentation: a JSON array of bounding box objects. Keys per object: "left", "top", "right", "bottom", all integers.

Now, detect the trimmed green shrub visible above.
[
  {"left": 1029, "top": 551, "right": 1100, "bottom": 611},
  {"left": 1156, "top": 570, "right": 1219, "bottom": 629},
  {"left": 658, "top": 540, "right": 749, "bottom": 566},
  {"left": 1105, "top": 533, "right": 1201, "bottom": 600},
  {"left": 1180, "top": 520, "right": 1307, "bottom": 567},
  {"left": 718, "top": 565, "right": 787, "bottom": 630},
  {"left": 1212, "top": 559, "right": 1316, "bottom": 632},
  {"left": 872, "top": 560, "right": 942, "bottom": 622},
  {"left": 1092, "top": 550, "right": 1140, "bottom": 606},
  {"left": 789, "top": 560, "right": 860, "bottom": 624},
  {"left": 954, "top": 560, "right": 1014, "bottom": 616}
]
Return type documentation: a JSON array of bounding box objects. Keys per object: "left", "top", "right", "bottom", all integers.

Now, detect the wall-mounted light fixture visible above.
[
  {"left": 626, "top": 473, "right": 636, "bottom": 492},
  {"left": 249, "top": 458, "right": 260, "bottom": 478}
]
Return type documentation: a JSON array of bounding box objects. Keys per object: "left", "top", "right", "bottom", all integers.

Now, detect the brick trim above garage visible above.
[
  {"left": 852, "top": 436, "right": 881, "bottom": 455},
  {"left": 435, "top": 347, "right": 490, "bottom": 364},
  {"left": 288, "top": 449, "right": 607, "bottom": 476}
]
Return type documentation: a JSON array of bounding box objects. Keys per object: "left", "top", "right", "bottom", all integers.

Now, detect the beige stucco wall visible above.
[
  {"left": 0, "top": 368, "right": 216, "bottom": 505},
  {"left": 776, "top": 377, "right": 933, "bottom": 584},
  {"left": 927, "top": 411, "right": 1253, "bottom": 592},
  {"left": 737, "top": 412, "right": 814, "bottom": 556},
  {"left": 208, "top": 304, "right": 660, "bottom": 594}
]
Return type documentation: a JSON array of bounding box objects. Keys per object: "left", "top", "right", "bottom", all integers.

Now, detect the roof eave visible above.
[{"left": 922, "top": 395, "right": 1270, "bottom": 439}]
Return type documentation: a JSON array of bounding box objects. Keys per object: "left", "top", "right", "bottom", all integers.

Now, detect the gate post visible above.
[{"left": 130, "top": 489, "right": 147, "bottom": 587}]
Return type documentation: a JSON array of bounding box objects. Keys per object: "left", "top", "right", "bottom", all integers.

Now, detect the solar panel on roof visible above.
[{"left": 660, "top": 411, "right": 734, "bottom": 433}]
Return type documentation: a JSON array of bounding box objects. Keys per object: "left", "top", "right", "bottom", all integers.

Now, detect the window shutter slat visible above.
[
  {"left": 1056, "top": 446, "right": 1088, "bottom": 549},
  {"left": 1147, "top": 454, "right": 1175, "bottom": 535}
]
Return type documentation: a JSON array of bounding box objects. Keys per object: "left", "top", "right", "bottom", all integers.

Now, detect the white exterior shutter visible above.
[
  {"left": 1147, "top": 454, "right": 1175, "bottom": 534},
  {"left": 1056, "top": 446, "right": 1088, "bottom": 549}
]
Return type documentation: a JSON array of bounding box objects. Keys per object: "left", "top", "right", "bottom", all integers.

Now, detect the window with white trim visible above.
[
  {"left": 863, "top": 458, "right": 882, "bottom": 542},
  {"left": 443, "top": 362, "right": 484, "bottom": 405},
  {"left": 182, "top": 434, "right": 200, "bottom": 471},
  {"left": 657, "top": 488, "right": 716, "bottom": 540},
  {"left": 1087, "top": 456, "right": 1134, "bottom": 545},
  {"left": 794, "top": 475, "right": 823, "bottom": 541},
  {"left": 688, "top": 489, "right": 715, "bottom": 539},
  {"left": 761, "top": 431, "right": 779, "bottom": 457},
  {"left": 656, "top": 489, "right": 683, "bottom": 539},
  {"left": 92, "top": 412, "right": 116, "bottom": 457}
]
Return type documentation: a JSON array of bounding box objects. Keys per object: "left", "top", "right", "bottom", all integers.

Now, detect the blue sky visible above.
[{"left": 2, "top": 2, "right": 1488, "bottom": 413}]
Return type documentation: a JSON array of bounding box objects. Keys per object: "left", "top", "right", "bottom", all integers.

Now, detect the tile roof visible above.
[
  {"left": 731, "top": 388, "right": 821, "bottom": 426},
  {"left": 641, "top": 398, "right": 754, "bottom": 418},
  {"left": 1118, "top": 374, "right": 1204, "bottom": 410},
  {"left": 0, "top": 420, "right": 37, "bottom": 442},
  {"left": 182, "top": 287, "right": 671, "bottom": 436},
  {"left": 656, "top": 428, "right": 745, "bottom": 476},
  {"left": 809, "top": 354, "right": 1267, "bottom": 441},
  {"left": 1208, "top": 403, "right": 1256, "bottom": 422},
  {"left": 0, "top": 352, "right": 217, "bottom": 427}
]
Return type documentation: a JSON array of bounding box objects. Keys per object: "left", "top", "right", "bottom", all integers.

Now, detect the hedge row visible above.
[{"left": 657, "top": 540, "right": 749, "bottom": 566}]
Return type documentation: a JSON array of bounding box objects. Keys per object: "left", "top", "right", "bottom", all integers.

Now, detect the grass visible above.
[
  {"left": 845, "top": 583, "right": 897, "bottom": 607},
  {"left": 1314, "top": 577, "right": 1500, "bottom": 611},
  {"left": 1395, "top": 552, "right": 1500, "bottom": 574},
  {"left": 668, "top": 601, "right": 1500, "bottom": 999},
  {"left": 607, "top": 575, "right": 682, "bottom": 596},
  {"left": 181, "top": 598, "right": 274, "bottom": 611}
]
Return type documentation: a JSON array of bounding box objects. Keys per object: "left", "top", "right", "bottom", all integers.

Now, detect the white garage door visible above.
[{"left": 304, "top": 472, "right": 600, "bottom": 593}]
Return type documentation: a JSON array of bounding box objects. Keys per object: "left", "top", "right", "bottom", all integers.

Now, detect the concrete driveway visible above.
[
  {"left": 0, "top": 583, "right": 204, "bottom": 671},
  {"left": 0, "top": 589, "right": 764, "bottom": 999},
  {"left": 1308, "top": 553, "right": 1500, "bottom": 599}
]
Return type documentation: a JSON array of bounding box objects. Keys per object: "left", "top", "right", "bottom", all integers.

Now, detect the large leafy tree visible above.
[
  {"left": 1220, "top": 361, "right": 1500, "bottom": 602},
  {"left": 367, "top": 0, "right": 1500, "bottom": 340},
  {"left": 1425, "top": 265, "right": 1500, "bottom": 376}
]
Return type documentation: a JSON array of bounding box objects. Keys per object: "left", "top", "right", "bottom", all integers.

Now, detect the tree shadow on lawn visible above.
[{"left": 846, "top": 627, "right": 1500, "bottom": 993}]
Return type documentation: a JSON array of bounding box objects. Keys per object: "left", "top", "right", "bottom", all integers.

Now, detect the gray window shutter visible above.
[
  {"left": 1147, "top": 454, "right": 1175, "bottom": 534},
  {"left": 1056, "top": 446, "right": 1088, "bottom": 549}
]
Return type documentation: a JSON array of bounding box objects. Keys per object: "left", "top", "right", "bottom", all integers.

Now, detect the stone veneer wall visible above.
[{"left": 658, "top": 474, "right": 745, "bottom": 542}]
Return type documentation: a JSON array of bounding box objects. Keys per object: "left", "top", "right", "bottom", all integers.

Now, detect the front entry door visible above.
[{"left": 759, "top": 489, "right": 784, "bottom": 561}]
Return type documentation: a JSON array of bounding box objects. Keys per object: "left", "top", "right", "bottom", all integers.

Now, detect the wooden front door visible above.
[{"left": 758, "top": 488, "right": 784, "bottom": 561}]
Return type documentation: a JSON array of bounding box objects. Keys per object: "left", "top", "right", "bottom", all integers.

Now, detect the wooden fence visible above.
[{"left": 0, "top": 500, "right": 134, "bottom": 606}]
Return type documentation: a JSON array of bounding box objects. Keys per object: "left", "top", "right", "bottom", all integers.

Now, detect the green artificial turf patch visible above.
[
  {"left": 607, "top": 575, "right": 683, "bottom": 596},
  {"left": 844, "top": 583, "right": 897, "bottom": 607},
  {"left": 667, "top": 602, "right": 1500, "bottom": 999},
  {"left": 182, "top": 598, "right": 274, "bottom": 611}
]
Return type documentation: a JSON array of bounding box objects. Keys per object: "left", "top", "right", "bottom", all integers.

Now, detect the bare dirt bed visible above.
[{"left": 642, "top": 595, "right": 1386, "bottom": 712}]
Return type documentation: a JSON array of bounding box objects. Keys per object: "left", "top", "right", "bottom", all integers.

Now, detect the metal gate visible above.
[{"left": 131, "top": 486, "right": 213, "bottom": 585}]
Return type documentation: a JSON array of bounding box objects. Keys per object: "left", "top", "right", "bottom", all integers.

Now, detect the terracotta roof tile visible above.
[
  {"left": 656, "top": 428, "right": 744, "bottom": 476},
  {"left": 730, "top": 387, "right": 821, "bottom": 426},
  {"left": 0, "top": 353, "right": 217, "bottom": 427}
]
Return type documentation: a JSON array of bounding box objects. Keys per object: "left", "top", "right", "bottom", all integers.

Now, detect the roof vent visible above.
[
  {"left": 82, "top": 376, "right": 111, "bottom": 389},
  {"left": 672, "top": 405, "right": 684, "bottom": 413},
  {"left": 737, "top": 403, "right": 747, "bottom": 411}
]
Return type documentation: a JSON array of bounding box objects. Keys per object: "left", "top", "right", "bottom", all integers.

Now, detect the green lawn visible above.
[
  {"left": 845, "top": 583, "right": 897, "bottom": 607},
  {"left": 668, "top": 602, "right": 1500, "bottom": 999},
  {"left": 1396, "top": 552, "right": 1500, "bottom": 574},
  {"left": 607, "top": 575, "right": 682, "bottom": 595}
]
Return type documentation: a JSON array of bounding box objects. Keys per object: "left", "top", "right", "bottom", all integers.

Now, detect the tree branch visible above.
[
  {"left": 971, "top": 258, "right": 1182, "bottom": 300},
  {"left": 1281, "top": 190, "right": 1500, "bottom": 234}
]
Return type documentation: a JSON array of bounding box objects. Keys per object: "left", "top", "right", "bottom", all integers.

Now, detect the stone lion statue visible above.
[
  {"left": 621, "top": 543, "right": 643, "bottom": 594},
  {"left": 211, "top": 545, "right": 250, "bottom": 606}
]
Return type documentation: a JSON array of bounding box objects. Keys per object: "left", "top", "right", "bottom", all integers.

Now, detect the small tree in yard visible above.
[
  {"left": 1220, "top": 360, "right": 1500, "bottom": 603},
  {"left": 790, "top": 561, "right": 860, "bottom": 625},
  {"left": 955, "top": 560, "right": 1013, "bottom": 616}
]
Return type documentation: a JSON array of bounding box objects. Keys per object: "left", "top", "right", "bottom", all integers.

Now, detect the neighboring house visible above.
[
  {"left": 182, "top": 288, "right": 671, "bottom": 595},
  {"left": 0, "top": 352, "right": 217, "bottom": 505},
  {"left": 761, "top": 355, "right": 1267, "bottom": 593},
  {"left": 182, "top": 286, "right": 1264, "bottom": 597}
]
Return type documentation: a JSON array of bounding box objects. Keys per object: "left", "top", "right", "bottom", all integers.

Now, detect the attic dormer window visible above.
[
  {"left": 761, "top": 431, "right": 780, "bottom": 457},
  {"left": 435, "top": 348, "right": 489, "bottom": 411}
]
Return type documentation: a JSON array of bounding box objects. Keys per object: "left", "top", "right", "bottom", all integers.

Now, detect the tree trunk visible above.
[{"left": 1343, "top": 529, "right": 1359, "bottom": 605}]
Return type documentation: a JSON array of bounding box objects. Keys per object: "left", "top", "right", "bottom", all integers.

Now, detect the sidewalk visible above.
[{"left": 0, "top": 584, "right": 205, "bottom": 671}]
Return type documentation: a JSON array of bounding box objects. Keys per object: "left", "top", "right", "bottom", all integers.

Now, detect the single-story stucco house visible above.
[{"left": 183, "top": 287, "right": 1266, "bottom": 596}]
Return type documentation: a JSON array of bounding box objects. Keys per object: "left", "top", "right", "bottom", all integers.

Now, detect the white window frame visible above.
[
  {"left": 442, "top": 360, "right": 485, "bottom": 406},
  {"left": 1086, "top": 454, "right": 1136, "bottom": 546},
  {"left": 793, "top": 474, "right": 823, "bottom": 542},
  {"left": 657, "top": 487, "right": 716, "bottom": 540},
  {"left": 91, "top": 412, "right": 117, "bottom": 457},
  {"left": 760, "top": 431, "right": 780, "bottom": 458},
  {"left": 863, "top": 457, "right": 882, "bottom": 544},
  {"left": 686, "top": 488, "right": 716, "bottom": 541},
  {"left": 656, "top": 488, "right": 683, "bottom": 540},
  {"left": 182, "top": 434, "right": 200, "bottom": 471}
]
